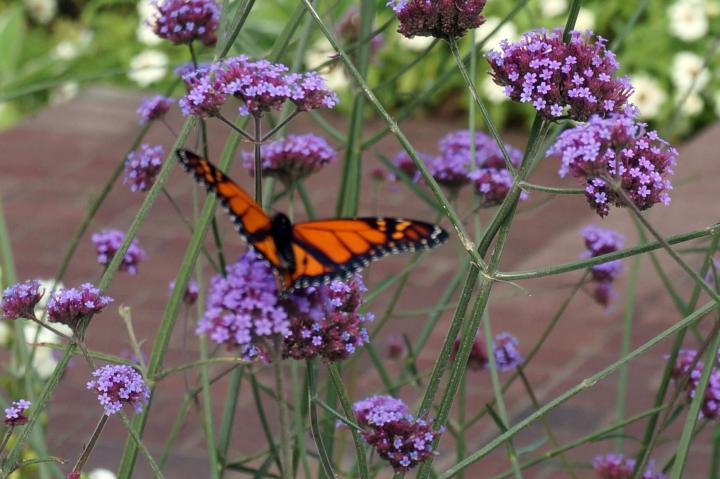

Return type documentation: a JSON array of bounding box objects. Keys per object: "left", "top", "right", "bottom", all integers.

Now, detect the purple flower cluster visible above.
[
  {"left": 592, "top": 453, "right": 665, "bottom": 479},
  {"left": 124, "top": 144, "right": 165, "bottom": 193},
  {"left": 282, "top": 275, "right": 371, "bottom": 362},
  {"left": 548, "top": 115, "right": 677, "bottom": 217},
  {"left": 493, "top": 332, "right": 523, "bottom": 371},
  {"left": 242, "top": 134, "right": 337, "bottom": 185},
  {"left": 487, "top": 29, "right": 632, "bottom": 122},
  {"left": 390, "top": 130, "right": 524, "bottom": 207},
  {"left": 387, "top": 0, "right": 487, "bottom": 39},
  {"left": 136, "top": 95, "right": 174, "bottom": 124},
  {"left": 91, "top": 229, "right": 147, "bottom": 274},
  {"left": 451, "top": 333, "right": 488, "bottom": 371},
  {"left": 168, "top": 279, "right": 199, "bottom": 306},
  {"left": 581, "top": 225, "right": 624, "bottom": 308},
  {"left": 1, "top": 280, "right": 43, "bottom": 320},
  {"left": 151, "top": 0, "right": 220, "bottom": 46},
  {"left": 47, "top": 283, "right": 113, "bottom": 330},
  {"left": 352, "top": 395, "right": 442, "bottom": 472},
  {"left": 4, "top": 399, "right": 31, "bottom": 426},
  {"left": 86, "top": 365, "right": 150, "bottom": 416},
  {"left": 179, "top": 56, "right": 338, "bottom": 118},
  {"left": 668, "top": 348, "right": 720, "bottom": 420},
  {"left": 196, "top": 251, "right": 289, "bottom": 360}
]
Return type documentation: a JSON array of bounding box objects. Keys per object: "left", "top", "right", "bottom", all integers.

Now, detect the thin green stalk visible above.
[
  {"left": 489, "top": 407, "right": 664, "bottom": 479},
  {"left": 218, "top": 367, "right": 244, "bottom": 464},
  {"left": 327, "top": 364, "right": 369, "bottom": 479},
  {"left": 307, "top": 361, "right": 335, "bottom": 479},
  {"left": 249, "top": 374, "right": 283, "bottom": 475},
  {"left": 447, "top": 36, "right": 516, "bottom": 175},
  {"left": 670, "top": 323, "right": 720, "bottom": 478},
  {"left": 214, "top": 0, "right": 256, "bottom": 59},
  {"left": 497, "top": 225, "right": 718, "bottom": 281},
  {"left": 272, "top": 348, "right": 292, "bottom": 479},
  {"left": 711, "top": 424, "right": 720, "bottom": 478},
  {"left": 290, "top": 361, "right": 310, "bottom": 478},
  {"left": 198, "top": 336, "right": 220, "bottom": 479},
  {"left": 616, "top": 255, "right": 640, "bottom": 452},
  {"left": 516, "top": 366, "right": 578, "bottom": 479},
  {"left": 71, "top": 415, "right": 109, "bottom": 474},
  {"left": 519, "top": 182, "right": 585, "bottom": 195},
  {"left": 437, "top": 300, "right": 718, "bottom": 479}
]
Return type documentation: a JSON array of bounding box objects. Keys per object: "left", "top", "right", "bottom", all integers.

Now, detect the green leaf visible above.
[{"left": 0, "top": 7, "right": 25, "bottom": 82}]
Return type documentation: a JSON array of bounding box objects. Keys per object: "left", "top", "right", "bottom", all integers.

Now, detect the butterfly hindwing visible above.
[
  {"left": 287, "top": 218, "right": 449, "bottom": 289},
  {"left": 175, "top": 149, "right": 283, "bottom": 269}
]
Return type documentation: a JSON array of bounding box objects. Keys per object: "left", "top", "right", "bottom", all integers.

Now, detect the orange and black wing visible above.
[
  {"left": 286, "top": 218, "right": 449, "bottom": 289},
  {"left": 175, "top": 149, "right": 282, "bottom": 268}
]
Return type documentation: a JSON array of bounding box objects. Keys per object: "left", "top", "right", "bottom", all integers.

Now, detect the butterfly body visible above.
[{"left": 176, "top": 149, "right": 449, "bottom": 292}]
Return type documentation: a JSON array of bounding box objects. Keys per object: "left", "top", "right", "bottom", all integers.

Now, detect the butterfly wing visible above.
[
  {"left": 287, "top": 218, "right": 449, "bottom": 290},
  {"left": 175, "top": 149, "right": 283, "bottom": 269}
]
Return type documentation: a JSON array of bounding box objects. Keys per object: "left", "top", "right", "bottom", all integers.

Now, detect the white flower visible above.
[
  {"left": 668, "top": 0, "right": 708, "bottom": 41},
  {"left": 677, "top": 92, "right": 704, "bottom": 117},
  {"left": 22, "top": 322, "right": 71, "bottom": 379},
  {"left": 89, "top": 468, "right": 117, "bottom": 479},
  {"left": 671, "top": 52, "right": 710, "bottom": 93},
  {"left": 24, "top": 0, "right": 57, "bottom": 24},
  {"left": 481, "top": 77, "right": 507, "bottom": 104},
  {"left": 574, "top": 8, "right": 595, "bottom": 31},
  {"left": 50, "top": 82, "right": 79, "bottom": 104},
  {"left": 397, "top": 35, "right": 435, "bottom": 51},
  {"left": 52, "top": 32, "right": 92, "bottom": 61},
  {"left": 539, "top": 0, "right": 568, "bottom": 17},
  {"left": 137, "top": 22, "right": 162, "bottom": 46},
  {"left": 128, "top": 50, "right": 168, "bottom": 87},
  {"left": 137, "top": 0, "right": 157, "bottom": 21},
  {"left": 629, "top": 74, "right": 667, "bottom": 119},
  {"left": 476, "top": 17, "right": 518, "bottom": 50}
]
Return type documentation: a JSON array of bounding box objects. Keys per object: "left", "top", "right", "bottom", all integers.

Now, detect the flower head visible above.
[
  {"left": 548, "top": 115, "right": 677, "bottom": 217},
  {"left": 47, "top": 283, "right": 113, "bottom": 330},
  {"left": 178, "top": 63, "right": 226, "bottom": 117},
  {"left": 493, "top": 332, "right": 523, "bottom": 371},
  {"left": 667, "top": 348, "right": 720, "bottom": 420},
  {"left": 282, "top": 274, "right": 371, "bottom": 362},
  {"left": 386, "top": 335, "right": 406, "bottom": 359},
  {"left": 286, "top": 71, "right": 340, "bottom": 112},
  {"left": 451, "top": 333, "right": 488, "bottom": 371},
  {"left": 168, "top": 279, "right": 199, "bottom": 306},
  {"left": 387, "top": 150, "right": 428, "bottom": 183},
  {"left": 581, "top": 225, "right": 624, "bottom": 281},
  {"left": 91, "top": 229, "right": 147, "bottom": 274},
  {"left": 487, "top": 29, "right": 632, "bottom": 121},
  {"left": 87, "top": 364, "right": 150, "bottom": 415},
  {"left": 1, "top": 280, "right": 43, "bottom": 320},
  {"left": 243, "top": 134, "right": 337, "bottom": 185},
  {"left": 4, "top": 399, "right": 31, "bottom": 426},
  {"left": 124, "top": 144, "right": 165, "bottom": 193},
  {"left": 150, "top": 0, "right": 220, "bottom": 46},
  {"left": 196, "top": 251, "right": 289, "bottom": 360},
  {"left": 352, "top": 394, "right": 442, "bottom": 472},
  {"left": 136, "top": 95, "right": 174, "bottom": 124},
  {"left": 592, "top": 453, "right": 665, "bottom": 479},
  {"left": 388, "top": 0, "right": 487, "bottom": 39}
]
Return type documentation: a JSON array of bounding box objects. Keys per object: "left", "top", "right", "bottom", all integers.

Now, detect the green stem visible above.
[
  {"left": 198, "top": 336, "right": 220, "bottom": 479},
  {"left": 71, "top": 414, "right": 109, "bottom": 474},
  {"left": 273, "top": 347, "right": 291, "bottom": 479},
  {"left": 307, "top": 360, "right": 335, "bottom": 479},
  {"left": 327, "top": 364, "right": 369, "bottom": 479},
  {"left": 519, "top": 182, "right": 585, "bottom": 195},
  {"left": 616, "top": 255, "right": 640, "bottom": 452}
]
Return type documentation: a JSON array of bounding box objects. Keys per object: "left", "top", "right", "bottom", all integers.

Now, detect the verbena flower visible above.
[
  {"left": 487, "top": 29, "right": 632, "bottom": 121},
  {"left": 242, "top": 134, "right": 337, "bottom": 186},
  {"left": 4, "top": 399, "right": 31, "bottom": 426},
  {"left": 47, "top": 284, "right": 113, "bottom": 330},
  {"left": 548, "top": 115, "right": 677, "bottom": 217},
  {"left": 493, "top": 332, "right": 523, "bottom": 371},
  {"left": 179, "top": 56, "right": 338, "bottom": 118},
  {"left": 136, "top": 95, "right": 174, "bottom": 124},
  {"left": 282, "top": 274, "right": 372, "bottom": 362},
  {"left": 196, "top": 251, "right": 289, "bottom": 360},
  {"left": 86, "top": 364, "right": 149, "bottom": 415},
  {"left": 124, "top": 144, "right": 164, "bottom": 193},
  {"left": 592, "top": 453, "right": 665, "bottom": 479},
  {"left": 387, "top": 0, "right": 487, "bottom": 39},
  {"left": 150, "top": 0, "right": 220, "bottom": 46},
  {"left": 91, "top": 229, "right": 147, "bottom": 274},
  {"left": 168, "top": 279, "right": 199, "bottom": 306},
  {"left": 352, "top": 395, "right": 442, "bottom": 472},
  {"left": 1, "top": 280, "right": 43, "bottom": 320},
  {"left": 451, "top": 333, "right": 488, "bottom": 371},
  {"left": 387, "top": 150, "right": 428, "bottom": 183},
  {"left": 581, "top": 225, "right": 624, "bottom": 282},
  {"left": 668, "top": 348, "right": 720, "bottom": 420}
]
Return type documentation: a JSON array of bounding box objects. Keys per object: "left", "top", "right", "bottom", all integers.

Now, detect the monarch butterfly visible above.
[{"left": 176, "top": 149, "right": 449, "bottom": 291}]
